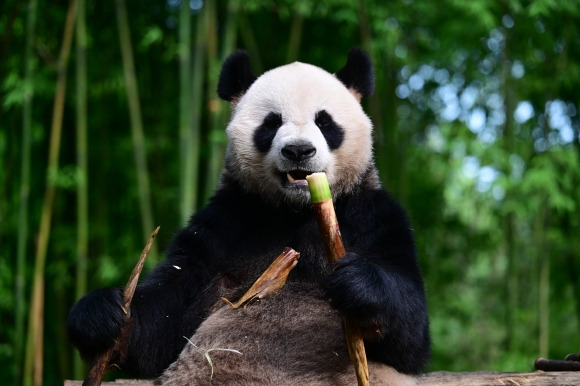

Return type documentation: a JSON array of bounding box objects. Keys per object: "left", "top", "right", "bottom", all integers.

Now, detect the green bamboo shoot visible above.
[{"left": 306, "top": 172, "right": 370, "bottom": 386}]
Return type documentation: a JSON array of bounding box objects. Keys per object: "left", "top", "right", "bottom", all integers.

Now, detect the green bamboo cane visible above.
[
  {"left": 73, "top": 0, "right": 88, "bottom": 378},
  {"left": 286, "top": 13, "right": 304, "bottom": 63},
  {"left": 202, "top": 0, "right": 221, "bottom": 204},
  {"left": 24, "top": 1, "right": 77, "bottom": 385},
  {"left": 16, "top": 0, "right": 37, "bottom": 382},
  {"left": 179, "top": 0, "right": 194, "bottom": 224},
  {"left": 188, "top": 9, "right": 207, "bottom": 217},
  {"left": 114, "top": 0, "right": 157, "bottom": 263}
]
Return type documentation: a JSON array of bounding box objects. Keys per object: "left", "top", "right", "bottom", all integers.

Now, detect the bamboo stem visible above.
[
  {"left": 306, "top": 173, "right": 370, "bottom": 386},
  {"left": 74, "top": 0, "right": 88, "bottom": 378},
  {"left": 114, "top": 0, "right": 157, "bottom": 263},
  {"left": 178, "top": 0, "right": 194, "bottom": 224},
  {"left": 24, "top": 2, "right": 77, "bottom": 385},
  {"left": 189, "top": 10, "right": 207, "bottom": 217},
  {"left": 82, "top": 226, "right": 160, "bottom": 386},
  {"left": 203, "top": 0, "right": 225, "bottom": 204},
  {"left": 286, "top": 13, "right": 304, "bottom": 63},
  {"left": 16, "top": 0, "right": 37, "bottom": 382}
]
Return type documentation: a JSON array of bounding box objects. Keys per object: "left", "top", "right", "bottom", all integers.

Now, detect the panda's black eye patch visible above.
[
  {"left": 263, "top": 112, "right": 283, "bottom": 130},
  {"left": 315, "top": 110, "right": 344, "bottom": 150},
  {"left": 254, "top": 112, "right": 283, "bottom": 153}
]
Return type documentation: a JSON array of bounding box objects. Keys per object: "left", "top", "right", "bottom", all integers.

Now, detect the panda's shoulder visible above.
[
  {"left": 190, "top": 182, "right": 259, "bottom": 224},
  {"left": 338, "top": 186, "right": 411, "bottom": 227},
  {"left": 169, "top": 185, "right": 252, "bottom": 245}
]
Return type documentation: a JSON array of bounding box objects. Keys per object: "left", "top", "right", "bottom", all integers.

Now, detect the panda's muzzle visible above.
[
  {"left": 280, "top": 143, "right": 319, "bottom": 187},
  {"left": 281, "top": 144, "right": 316, "bottom": 162}
]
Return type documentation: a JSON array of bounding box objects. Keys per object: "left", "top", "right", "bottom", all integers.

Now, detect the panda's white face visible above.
[{"left": 224, "top": 61, "right": 374, "bottom": 206}]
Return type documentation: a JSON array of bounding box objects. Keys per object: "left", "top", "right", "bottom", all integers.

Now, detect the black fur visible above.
[
  {"left": 335, "top": 48, "right": 375, "bottom": 97},
  {"left": 217, "top": 50, "right": 257, "bottom": 101},
  {"left": 315, "top": 110, "right": 344, "bottom": 150},
  {"left": 67, "top": 288, "right": 125, "bottom": 359},
  {"left": 253, "top": 112, "right": 283, "bottom": 153},
  {"left": 67, "top": 174, "right": 430, "bottom": 377}
]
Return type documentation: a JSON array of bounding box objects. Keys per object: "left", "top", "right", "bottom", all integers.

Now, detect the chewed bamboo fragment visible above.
[{"left": 222, "top": 247, "right": 300, "bottom": 309}]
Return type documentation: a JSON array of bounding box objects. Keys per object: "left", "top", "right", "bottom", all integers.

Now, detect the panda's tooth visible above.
[{"left": 287, "top": 173, "right": 295, "bottom": 183}]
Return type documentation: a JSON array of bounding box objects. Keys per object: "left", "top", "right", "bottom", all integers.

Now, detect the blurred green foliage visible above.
[{"left": 1, "top": 0, "right": 579, "bottom": 384}]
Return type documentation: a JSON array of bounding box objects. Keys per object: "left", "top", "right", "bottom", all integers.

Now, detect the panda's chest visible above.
[{"left": 221, "top": 213, "right": 330, "bottom": 282}]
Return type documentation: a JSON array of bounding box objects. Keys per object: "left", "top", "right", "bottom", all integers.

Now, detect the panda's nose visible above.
[{"left": 281, "top": 144, "right": 317, "bottom": 162}]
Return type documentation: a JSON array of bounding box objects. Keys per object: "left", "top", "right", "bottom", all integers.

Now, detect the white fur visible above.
[{"left": 223, "top": 61, "right": 375, "bottom": 205}]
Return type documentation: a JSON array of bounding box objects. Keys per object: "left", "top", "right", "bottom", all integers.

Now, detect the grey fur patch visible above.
[{"left": 157, "top": 284, "right": 416, "bottom": 385}]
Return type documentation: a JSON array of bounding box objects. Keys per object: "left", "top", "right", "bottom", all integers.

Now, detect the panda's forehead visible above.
[{"left": 239, "top": 62, "right": 355, "bottom": 119}]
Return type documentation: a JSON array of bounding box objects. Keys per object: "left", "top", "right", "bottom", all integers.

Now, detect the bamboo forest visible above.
[{"left": 1, "top": 0, "right": 580, "bottom": 384}]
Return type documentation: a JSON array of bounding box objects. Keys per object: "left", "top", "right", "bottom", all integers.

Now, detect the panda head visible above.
[{"left": 218, "top": 49, "right": 379, "bottom": 206}]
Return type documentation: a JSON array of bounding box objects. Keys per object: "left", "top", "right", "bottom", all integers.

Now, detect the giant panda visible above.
[{"left": 67, "top": 48, "right": 430, "bottom": 385}]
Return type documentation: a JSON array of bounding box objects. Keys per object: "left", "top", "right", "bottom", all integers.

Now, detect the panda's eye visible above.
[
  {"left": 262, "top": 112, "right": 283, "bottom": 130},
  {"left": 254, "top": 112, "right": 283, "bottom": 153},
  {"left": 314, "top": 110, "right": 344, "bottom": 150},
  {"left": 315, "top": 110, "right": 333, "bottom": 129}
]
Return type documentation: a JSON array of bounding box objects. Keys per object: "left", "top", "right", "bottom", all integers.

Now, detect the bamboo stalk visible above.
[
  {"left": 237, "top": 11, "right": 263, "bottom": 74},
  {"left": 286, "top": 13, "right": 304, "bottom": 63},
  {"left": 306, "top": 172, "right": 370, "bottom": 386},
  {"left": 188, "top": 9, "right": 207, "bottom": 218},
  {"left": 202, "top": 0, "right": 223, "bottom": 204},
  {"left": 16, "top": 0, "right": 37, "bottom": 382},
  {"left": 114, "top": 0, "right": 157, "bottom": 263},
  {"left": 178, "top": 0, "right": 194, "bottom": 224},
  {"left": 83, "top": 226, "right": 160, "bottom": 386},
  {"left": 23, "top": 2, "right": 77, "bottom": 385},
  {"left": 74, "top": 0, "right": 88, "bottom": 378},
  {"left": 203, "top": 1, "right": 239, "bottom": 205}
]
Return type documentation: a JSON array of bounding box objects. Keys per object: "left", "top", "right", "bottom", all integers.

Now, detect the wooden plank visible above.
[
  {"left": 419, "top": 371, "right": 580, "bottom": 385},
  {"left": 66, "top": 371, "right": 580, "bottom": 385}
]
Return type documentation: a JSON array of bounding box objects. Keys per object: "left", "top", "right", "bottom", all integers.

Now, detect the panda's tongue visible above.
[{"left": 287, "top": 171, "right": 309, "bottom": 185}]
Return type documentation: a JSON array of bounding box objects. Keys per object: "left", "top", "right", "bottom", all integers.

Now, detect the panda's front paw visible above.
[
  {"left": 67, "top": 287, "right": 126, "bottom": 360},
  {"left": 324, "top": 253, "right": 387, "bottom": 328}
]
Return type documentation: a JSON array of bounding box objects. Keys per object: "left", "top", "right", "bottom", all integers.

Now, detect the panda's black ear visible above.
[
  {"left": 217, "top": 50, "right": 257, "bottom": 102},
  {"left": 335, "top": 48, "right": 375, "bottom": 101}
]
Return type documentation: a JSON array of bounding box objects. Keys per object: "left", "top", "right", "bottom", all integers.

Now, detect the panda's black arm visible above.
[
  {"left": 328, "top": 189, "right": 431, "bottom": 374},
  {"left": 119, "top": 254, "right": 211, "bottom": 376},
  {"left": 67, "top": 225, "right": 220, "bottom": 378}
]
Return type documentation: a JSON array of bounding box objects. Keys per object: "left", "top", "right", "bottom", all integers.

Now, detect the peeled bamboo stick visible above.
[
  {"left": 83, "top": 226, "right": 160, "bottom": 386},
  {"left": 306, "top": 173, "right": 370, "bottom": 386}
]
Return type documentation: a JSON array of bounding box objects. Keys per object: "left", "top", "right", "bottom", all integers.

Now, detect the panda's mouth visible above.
[{"left": 284, "top": 170, "right": 315, "bottom": 188}]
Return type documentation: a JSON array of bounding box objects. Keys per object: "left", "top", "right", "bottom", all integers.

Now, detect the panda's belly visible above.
[{"left": 157, "top": 283, "right": 416, "bottom": 386}]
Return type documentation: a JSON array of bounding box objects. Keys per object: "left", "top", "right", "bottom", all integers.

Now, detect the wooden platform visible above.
[
  {"left": 419, "top": 371, "right": 580, "bottom": 385},
  {"left": 65, "top": 371, "right": 580, "bottom": 385}
]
